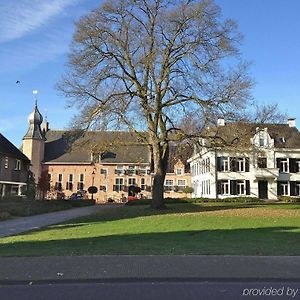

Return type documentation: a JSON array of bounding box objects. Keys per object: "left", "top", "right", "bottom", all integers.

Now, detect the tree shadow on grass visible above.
[{"left": 1, "top": 226, "right": 299, "bottom": 257}]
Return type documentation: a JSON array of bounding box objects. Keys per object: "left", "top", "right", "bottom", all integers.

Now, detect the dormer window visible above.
[
  {"left": 259, "top": 138, "right": 264, "bottom": 147},
  {"left": 176, "top": 168, "right": 183, "bottom": 175}
]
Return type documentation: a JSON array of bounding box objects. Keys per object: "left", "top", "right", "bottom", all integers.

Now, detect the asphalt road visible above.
[{"left": 1, "top": 280, "right": 300, "bottom": 300}]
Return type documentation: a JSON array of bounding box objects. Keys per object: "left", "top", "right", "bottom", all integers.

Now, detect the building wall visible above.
[
  {"left": 22, "top": 139, "right": 44, "bottom": 181},
  {"left": 190, "top": 146, "right": 300, "bottom": 200},
  {"left": 0, "top": 155, "right": 29, "bottom": 197},
  {"left": 44, "top": 162, "right": 191, "bottom": 202}
]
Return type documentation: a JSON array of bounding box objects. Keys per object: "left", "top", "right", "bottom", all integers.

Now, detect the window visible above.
[
  {"left": 237, "top": 180, "right": 246, "bottom": 195},
  {"left": 11, "top": 185, "right": 19, "bottom": 195},
  {"left": 280, "top": 159, "right": 288, "bottom": 173},
  {"left": 56, "top": 174, "right": 63, "bottom": 191},
  {"left": 165, "top": 179, "right": 174, "bottom": 191},
  {"left": 114, "top": 178, "right": 124, "bottom": 192},
  {"left": 78, "top": 174, "right": 84, "bottom": 190},
  {"left": 206, "top": 158, "right": 210, "bottom": 173},
  {"left": 259, "top": 138, "right": 265, "bottom": 147},
  {"left": 4, "top": 157, "right": 8, "bottom": 169},
  {"left": 99, "top": 185, "right": 107, "bottom": 192},
  {"left": 296, "top": 183, "right": 300, "bottom": 196},
  {"left": 220, "top": 180, "right": 230, "bottom": 195},
  {"left": 139, "top": 166, "right": 147, "bottom": 176},
  {"left": 100, "top": 169, "right": 108, "bottom": 176},
  {"left": 127, "top": 166, "right": 135, "bottom": 176},
  {"left": 237, "top": 158, "right": 245, "bottom": 172},
  {"left": 128, "top": 178, "right": 136, "bottom": 186},
  {"left": 278, "top": 182, "right": 288, "bottom": 195},
  {"left": 14, "top": 159, "right": 21, "bottom": 170},
  {"left": 115, "top": 165, "right": 124, "bottom": 175},
  {"left": 177, "top": 179, "right": 186, "bottom": 191},
  {"left": 141, "top": 178, "right": 146, "bottom": 190},
  {"left": 220, "top": 157, "right": 229, "bottom": 171},
  {"left": 257, "top": 157, "right": 267, "bottom": 168},
  {"left": 67, "top": 174, "right": 73, "bottom": 191},
  {"left": 176, "top": 168, "right": 183, "bottom": 175}
]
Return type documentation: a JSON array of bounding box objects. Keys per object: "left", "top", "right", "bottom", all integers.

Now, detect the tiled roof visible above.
[
  {"left": 0, "top": 133, "right": 30, "bottom": 161},
  {"left": 44, "top": 130, "right": 150, "bottom": 164},
  {"left": 205, "top": 122, "right": 300, "bottom": 149}
]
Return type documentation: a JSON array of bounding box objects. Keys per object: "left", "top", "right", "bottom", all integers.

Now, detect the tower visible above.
[{"left": 22, "top": 92, "right": 46, "bottom": 182}]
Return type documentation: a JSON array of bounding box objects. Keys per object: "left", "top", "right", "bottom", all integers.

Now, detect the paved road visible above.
[
  {"left": 0, "top": 204, "right": 118, "bottom": 237},
  {"left": 1, "top": 280, "right": 299, "bottom": 300},
  {"left": 1, "top": 255, "right": 300, "bottom": 281}
]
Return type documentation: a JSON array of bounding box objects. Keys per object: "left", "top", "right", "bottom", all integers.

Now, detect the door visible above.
[{"left": 258, "top": 180, "right": 268, "bottom": 199}]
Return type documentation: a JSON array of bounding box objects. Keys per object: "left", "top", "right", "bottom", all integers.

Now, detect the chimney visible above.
[
  {"left": 288, "top": 118, "right": 296, "bottom": 128},
  {"left": 217, "top": 118, "right": 225, "bottom": 126}
]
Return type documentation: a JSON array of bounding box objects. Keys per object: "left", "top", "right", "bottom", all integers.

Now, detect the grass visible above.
[
  {"left": 0, "top": 202, "right": 300, "bottom": 256},
  {"left": 0, "top": 197, "right": 95, "bottom": 219}
]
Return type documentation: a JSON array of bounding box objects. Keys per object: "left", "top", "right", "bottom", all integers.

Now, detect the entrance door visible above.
[{"left": 258, "top": 181, "right": 268, "bottom": 199}]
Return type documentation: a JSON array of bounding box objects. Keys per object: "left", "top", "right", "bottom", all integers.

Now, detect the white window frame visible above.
[
  {"left": 165, "top": 179, "right": 174, "bottom": 191},
  {"left": 14, "top": 159, "right": 21, "bottom": 171},
  {"left": 128, "top": 178, "right": 136, "bottom": 186},
  {"left": 140, "top": 178, "right": 146, "bottom": 190},
  {"left": 280, "top": 159, "right": 289, "bottom": 173},
  {"left": 100, "top": 168, "right": 108, "bottom": 176},
  {"left": 221, "top": 180, "right": 230, "bottom": 195},
  {"left": 116, "top": 165, "right": 124, "bottom": 175},
  {"left": 221, "top": 157, "right": 229, "bottom": 172},
  {"left": 78, "top": 174, "right": 84, "bottom": 190},
  {"left": 237, "top": 158, "right": 245, "bottom": 172},
  {"left": 280, "top": 182, "right": 289, "bottom": 195},
  {"left": 176, "top": 168, "right": 183, "bottom": 175},
  {"left": 237, "top": 180, "right": 246, "bottom": 195},
  {"left": 115, "top": 178, "right": 124, "bottom": 192}
]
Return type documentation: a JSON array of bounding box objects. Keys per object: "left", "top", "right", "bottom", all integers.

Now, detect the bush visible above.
[
  {"left": 190, "top": 197, "right": 262, "bottom": 203},
  {"left": 278, "top": 196, "right": 300, "bottom": 203},
  {"left": 126, "top": 198, "right": 189, "bottom": 206},
  {"left": 0, "top": 212, "right": 11, "bottom": 221}
]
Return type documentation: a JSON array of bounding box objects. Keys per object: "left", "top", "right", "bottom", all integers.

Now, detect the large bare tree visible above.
[{"left": 58, "top": 0, "right": 252, "bottom": 209}]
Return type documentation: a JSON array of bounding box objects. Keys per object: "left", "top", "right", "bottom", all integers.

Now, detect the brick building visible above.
[{"left": 22, "top": 103, "right": 191, "bottom": 202}]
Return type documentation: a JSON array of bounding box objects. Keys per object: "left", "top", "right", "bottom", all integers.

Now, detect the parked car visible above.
[{"left": 69, "top": 190, "right": 88, "bottom": 200}]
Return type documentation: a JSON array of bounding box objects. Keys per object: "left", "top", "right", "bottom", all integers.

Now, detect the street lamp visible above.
[{"left": 91, "top": 170, "right": 95, "bottom": 200}]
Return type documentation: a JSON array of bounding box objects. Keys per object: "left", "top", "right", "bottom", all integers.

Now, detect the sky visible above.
[{"left": 1, "top": 0, "right": 300, "bottom": 147}]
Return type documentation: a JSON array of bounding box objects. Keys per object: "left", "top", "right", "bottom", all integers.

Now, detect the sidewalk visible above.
[
  {"left": 0, "top": 204, "right": 118, "bottom": 238},
  {"left": 0, "top": 255, "right": 299, "bottom": 282}
]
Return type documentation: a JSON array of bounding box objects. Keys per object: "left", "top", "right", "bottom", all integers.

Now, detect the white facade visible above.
[{"left": 189, "top": 123, "right": 300, "bottom": 200}]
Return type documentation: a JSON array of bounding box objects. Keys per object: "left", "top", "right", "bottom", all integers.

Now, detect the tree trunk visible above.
[
  {"left": 151, "top": 143, "right": 168, "bottom": 210},
  {"left": 152, "top": 172, "right": 166, "bottom": 209}
]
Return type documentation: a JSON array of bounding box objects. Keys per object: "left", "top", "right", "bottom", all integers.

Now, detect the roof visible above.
[
  {"left": 0, "top": 133, "right": 30, "bottom": 161},
  {"left": 44, "top": 130, "right": 150, "bottom": 164},
  {"left": 205, "top": 122, "right": 300, "bottom": 149},
  {"left": 23, "top": 104, "right": 45, "bottom": 140}
]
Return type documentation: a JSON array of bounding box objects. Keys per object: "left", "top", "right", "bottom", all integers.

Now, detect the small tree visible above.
[
  {"left": 58, "top": 0, "right": 252, "bottom": 209},
  {"left": 182, "top": 186, "right": 194, "bottom": 198},
  {"left": 25, "top": 171, "right": 36, "bottom": 200},
  {"left": 37, "top": 170, "right": 50, "bottom": 200}
]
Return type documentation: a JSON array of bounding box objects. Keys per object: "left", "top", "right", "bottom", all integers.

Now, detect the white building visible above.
[{"left": 188, "top": 118, "right": 300, "bottom": 200}]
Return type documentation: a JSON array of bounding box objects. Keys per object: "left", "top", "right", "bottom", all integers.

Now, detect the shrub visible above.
[
  {"left": 0, "top": 212, "right": 11, "bottom": 221},
  {"left": 278, "top": 196, "right": 300, "bottom": 203}
]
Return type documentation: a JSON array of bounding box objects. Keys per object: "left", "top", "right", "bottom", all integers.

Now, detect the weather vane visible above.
[{"left": 33, "top": 90, "right": 38, "bottom": 106}]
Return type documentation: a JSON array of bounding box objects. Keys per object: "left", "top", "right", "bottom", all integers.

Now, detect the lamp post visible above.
[{"left": 91, "top": 170, "right": 95, "bottom": 200}]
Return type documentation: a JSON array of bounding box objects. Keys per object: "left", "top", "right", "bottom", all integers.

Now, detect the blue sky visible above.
[{"left": 1, "top": 0, "right": 300, "bottom": 146}]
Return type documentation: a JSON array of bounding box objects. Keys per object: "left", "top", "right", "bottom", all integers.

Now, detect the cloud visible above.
[
  {"left": 0, "top": 27, "right": 73, "bottom": 73},
  {"left": 0, "top": 0, "right": 80, "bottom": 43}
]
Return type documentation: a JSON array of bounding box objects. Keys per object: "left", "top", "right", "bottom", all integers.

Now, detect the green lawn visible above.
[{"left": 1, "top": 202, "right": 300, "bottom": 256}]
